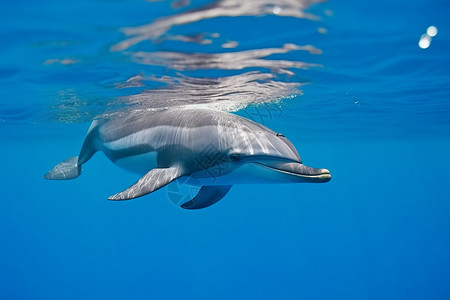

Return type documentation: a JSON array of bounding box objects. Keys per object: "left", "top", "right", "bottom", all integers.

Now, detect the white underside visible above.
[
  {"left": 114, "top": 152, "right": 158, "bottom": 174},
  {"left": 186, "top": 163, "right": 308, "bottom": 185},
  {"left": 113, "top": 152, "right": 310, "bottom": 186}
]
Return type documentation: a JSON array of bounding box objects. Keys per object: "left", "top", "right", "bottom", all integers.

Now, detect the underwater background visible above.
[{"left": 1, "top": 0, "right": 450, "bottom": 299}]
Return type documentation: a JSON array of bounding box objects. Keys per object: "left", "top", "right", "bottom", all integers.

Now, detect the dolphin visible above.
[{"left": 44, "top": 108, "right": 331, "bottom": 209}]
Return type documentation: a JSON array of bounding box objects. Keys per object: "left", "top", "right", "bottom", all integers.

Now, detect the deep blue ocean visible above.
[{"left": 1, "top": 0, "right": 450, "bottom": 299}]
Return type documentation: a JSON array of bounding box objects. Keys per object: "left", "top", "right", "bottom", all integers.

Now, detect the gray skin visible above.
[{"left": 44, "top": 108, "right": 331, "bottom": 209}]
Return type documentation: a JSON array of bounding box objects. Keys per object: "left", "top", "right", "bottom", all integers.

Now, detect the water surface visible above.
[{"left": 1, "top": 0, "right": 450, "bottom": 299}]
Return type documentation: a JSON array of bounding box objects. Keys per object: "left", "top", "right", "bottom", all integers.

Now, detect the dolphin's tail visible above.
[
  {"left": 44, "top": 156, "right": 82, "bottom": 180},
  {"left": 44, "top": 120, "right": 101, "bottom": 181}
]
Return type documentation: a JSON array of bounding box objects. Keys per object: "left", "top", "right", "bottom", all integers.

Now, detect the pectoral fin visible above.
[
  {"left": 181, "top": 185, "right": 232, "bottom": 209},
  {"left": 108, "top": 167, "right": 183, "bottom": 200}
]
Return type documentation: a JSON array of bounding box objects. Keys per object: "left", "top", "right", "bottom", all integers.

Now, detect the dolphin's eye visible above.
[
  {"left": 276, "top": 133, "right": 285, "bottom": 137},
  {"left": 229, "top": 153, "right": 240, "bottom": 162}
]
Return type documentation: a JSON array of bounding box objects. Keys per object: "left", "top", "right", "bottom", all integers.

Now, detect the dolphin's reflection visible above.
[
  {"left": 129, "top": 43, "right": 321, "bottom": 74},
  {"left": 48, "top": 0, "right": 325, "bottom": 123},
  {"left": 106, "top": 71, "right": 303, "bottom": 116},
  {"left": 111, "top": 0, "right": 324, "bottom": 51}
]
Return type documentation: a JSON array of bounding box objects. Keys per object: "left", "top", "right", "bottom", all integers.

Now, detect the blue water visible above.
[{"left": 1, "top": 0, "right": 450, "bottom": 299}]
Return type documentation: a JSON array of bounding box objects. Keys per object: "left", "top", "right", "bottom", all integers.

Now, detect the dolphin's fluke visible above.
[
  {"left": 181, "top": 185, "right": 232, "bottom": 209},
  {"left": 44, "top": 156, "right": 81, "bottom": 180},
  {"left": 108, "top": 167, "right": 183, "bottom": 201}
]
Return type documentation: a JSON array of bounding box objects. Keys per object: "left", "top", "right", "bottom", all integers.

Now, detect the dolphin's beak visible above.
[
  {"left": 263, "top": 162, "right": 332, "bottom": 183},
  {"left": 292, "top": 163, "right": 331, "bottom": 183}
]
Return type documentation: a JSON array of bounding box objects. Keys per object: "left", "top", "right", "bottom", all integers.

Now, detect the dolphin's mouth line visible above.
[
  {"left": 274, "top": 168, "right": 330, "bottom": 178},
  {"left": 253, "top": 163, "right": 331, "bottom": 180}
]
